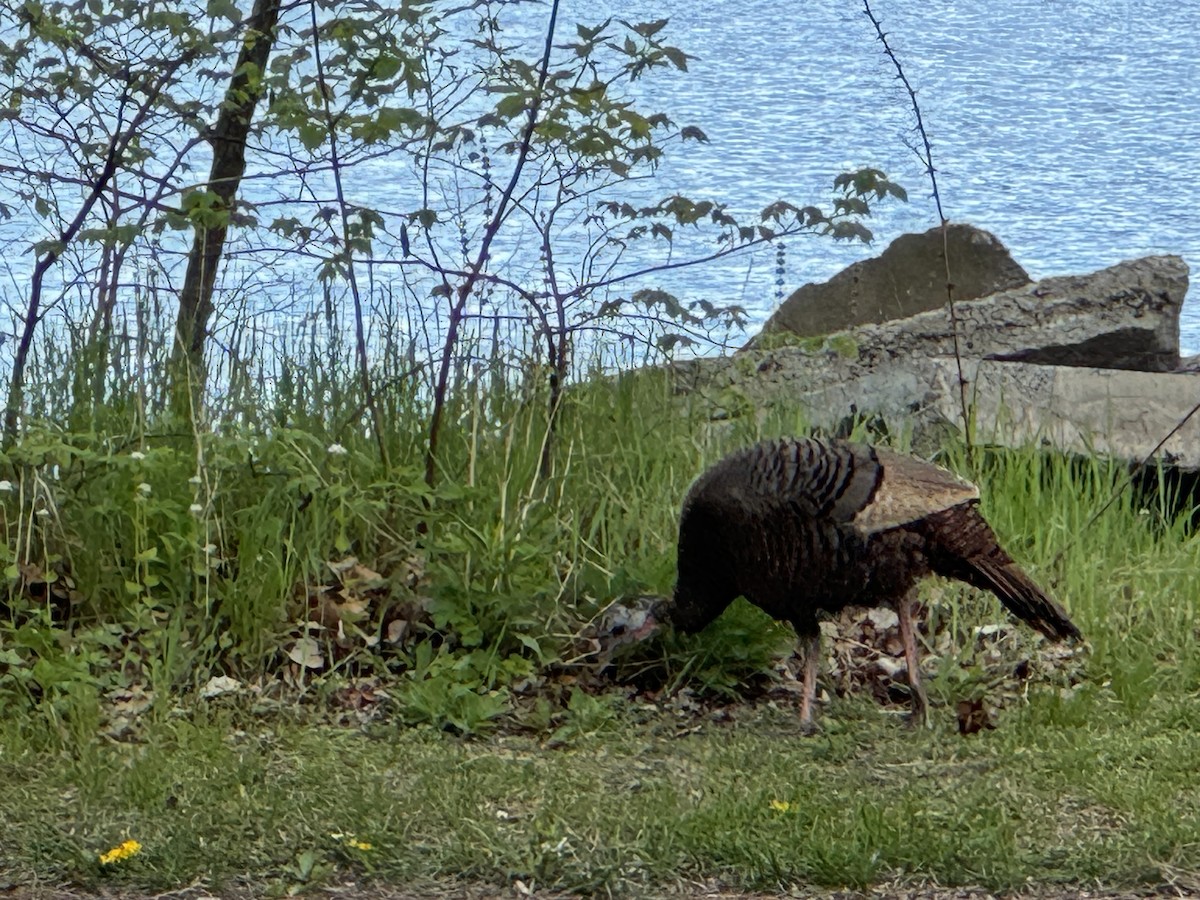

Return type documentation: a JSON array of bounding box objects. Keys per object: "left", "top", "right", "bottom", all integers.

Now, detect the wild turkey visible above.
[{"left": 657, "top": 437, "right": 1081, "bottom": 727}]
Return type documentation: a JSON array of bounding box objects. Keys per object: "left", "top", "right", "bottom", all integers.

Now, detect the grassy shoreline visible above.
[{"left": 2, "top": 374, "right": 1199, "bottom": 895}]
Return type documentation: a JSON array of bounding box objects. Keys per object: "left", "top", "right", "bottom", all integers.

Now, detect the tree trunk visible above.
[{"left": 170, "top": 0, "right": 281, "bottom": 417}]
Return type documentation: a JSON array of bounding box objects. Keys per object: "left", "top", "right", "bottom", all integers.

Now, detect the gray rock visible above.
[
  {"left": 672, "top": 254, "right": 1197, "bottom": 468},
  {"left": 755, "top": 223, "right": 1030, "bottom": 343}
]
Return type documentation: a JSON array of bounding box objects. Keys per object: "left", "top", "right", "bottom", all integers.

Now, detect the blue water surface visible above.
[
  {"left": 1, "top": 0, "right": 1195, "bottom": 361},
  {"left": 584, "top": 0, "right": 1200, "bottom": 349}
]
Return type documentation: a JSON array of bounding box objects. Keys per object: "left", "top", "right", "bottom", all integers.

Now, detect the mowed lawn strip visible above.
[{"left": 2, "top": 684, "right": 1197, "bottom": 897}]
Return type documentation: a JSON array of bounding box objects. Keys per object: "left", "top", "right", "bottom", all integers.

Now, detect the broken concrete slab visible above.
[
  {"left": 671, "top": 254, "right": 1196, "bottom": 468},
  {"left": 948, "top": 360, "right": 1200, "bottom": 468},
  {"left": 676, "top": 255, "right": 1187, "bottom": 398}
]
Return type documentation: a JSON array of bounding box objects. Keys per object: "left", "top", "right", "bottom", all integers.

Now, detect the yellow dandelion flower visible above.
[
  {"left": 99, "top": 839, "right": 142, "bottom": 865},
  {"left": 769, "top": 799, "right": 793, "bottom": 813},
  {"left": 331, "top": 832, "right": 374, "bottom": 851}
]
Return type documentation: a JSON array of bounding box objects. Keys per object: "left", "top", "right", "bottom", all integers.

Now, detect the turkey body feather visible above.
[{"left": 665, "top": 437, "right": 1080, "bottom": 726}]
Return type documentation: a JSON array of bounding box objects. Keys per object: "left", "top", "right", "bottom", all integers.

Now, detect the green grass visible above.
[
  {"left": 2, "top": 361, "right": 1200, "bottom": 895},
  {"left": 1, "top": 685, "right": 1197, "bottom": 897}
]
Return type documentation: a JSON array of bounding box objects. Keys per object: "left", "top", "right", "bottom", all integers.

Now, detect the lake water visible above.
[
  {"left": 575, "top": 0, "right": 1200, "bottom": 351},
  {"left": 2, "top": 0, "right": 1197, "bottom": 364}
]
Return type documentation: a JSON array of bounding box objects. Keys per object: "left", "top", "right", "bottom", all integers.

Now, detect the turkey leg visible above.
[
  {"left": 797, "top": 629, "right": 821, "bottom": 730},
  {"left": 897, "top": 590, "right": 931, "bottom": 728}
]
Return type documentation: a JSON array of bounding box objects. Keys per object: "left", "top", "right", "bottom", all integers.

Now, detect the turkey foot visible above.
[
  {"left": 897, "top": 591, "right": 931, "bottom": 728},
  {"left": 797, "top": 630, "right": 821, "bottom": 733}
]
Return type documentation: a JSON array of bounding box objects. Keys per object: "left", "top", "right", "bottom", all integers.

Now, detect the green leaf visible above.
[
  {"left": 760, "top": 200, "right": 798, "bottom": 222},
  {"left": 657, "top": 333, "right": 696, "bottom": 352},
  {"left": 371, "top": 53, "right": 403, "bottom": 81},
  {"left": 0, "top": 648, "right": 24, "bottom": 666},
  {"left": 629, "top": 18, "right": 669, "bottom": 38},
  {"left": 297, "top": 122, "right": 325, "bottom": 151},
  {"left": 516, "top": 633, "right": 543, "bottom": 659},
  {"left": 621, "top": 110, "right": 650, "bottom": 138},
  {"left": 535, "top": 119, "right": 570, "bottom": 141},
  {"left": 376, "top": 106, "right": 423, "bottom": 133},
  {"left": 568, "top": 83, "right": 607, "bottom": 109},
  {"left": 32, "top": 238, "right": 65, "bottom": 257},
  {"left": 576, "top": 19, "right": 610, "bottom": 42},
  {"left": 662, "top": 47, "right": 690, "bottom": 71},
  {"left": 77, "top": 223, "right": 141, "bottom": 246},
  {"left": 206, "top": 0, "right": 240, "bottom": 24},
  {"left": 180, "top": 189, "right": 228, "bottom": 229},
  {"left": 494, "top": 92, "right": 528, "bottom": 121},
  {"left": 605, "top": 158, "right": 630, "bottom": 177}
]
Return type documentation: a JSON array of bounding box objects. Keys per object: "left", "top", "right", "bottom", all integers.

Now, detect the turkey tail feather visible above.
[
  {"left": 963, "top": 556, "right": 1081, "bottom": 642},
  {"left": 922, "top": 504, "right": 1081, "bottom": 643}
]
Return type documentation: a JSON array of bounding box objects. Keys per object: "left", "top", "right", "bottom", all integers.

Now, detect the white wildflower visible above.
[
  {"left": 188, "top": 475, "right": 202, "bottom": 486},
  {"left": 327, "top": 443, "right": 348, "bottom": 456},
  {"left": 35, "top": 507, "right": 50, "bottom": 518},
  {"left": 137, "top": 482, "right": 152, "bottom": 495},
  {"left": 202, "top": 543, "right": 218, "bottom": 556},
  {"left": 130, "top": 451, "right": 146, "bottom": 461},
  {"left": 189, "top": 503, "right": 204, "bottom": 516},
  {"left": 0, "top": 480, "right": 12, "bottom": 492}
]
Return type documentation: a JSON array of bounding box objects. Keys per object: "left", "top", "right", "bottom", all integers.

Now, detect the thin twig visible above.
[
  {"left": 862, "top": 0, "right": 972, "bottom": 462},
  {"left": 2, "top": 52, "right": 194, "bottom": 445},
  {"left": 308, "top": 0, "right": 391, "bottom": 469},
  {"left": 423, "top": 0, "right": 562, "bottom": 489}
]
